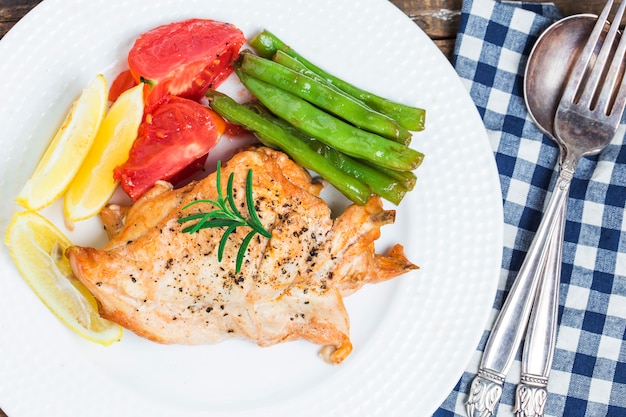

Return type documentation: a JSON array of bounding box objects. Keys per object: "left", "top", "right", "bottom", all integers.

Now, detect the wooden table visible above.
[
  {"left": 0, "top": 0, "right": 613, "bottom": 61},
  {"left": 0, "top": 0, "right": 613, "bottom": 416}
]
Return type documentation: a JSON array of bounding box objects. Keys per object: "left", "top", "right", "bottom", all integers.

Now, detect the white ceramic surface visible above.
[{"left": 0, "top": 0, "right": 503, "bottom": 416}]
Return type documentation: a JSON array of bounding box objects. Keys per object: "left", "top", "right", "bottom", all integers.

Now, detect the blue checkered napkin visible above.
[{"left": 433, "top": 1, "right": 626, "bottom": 416}]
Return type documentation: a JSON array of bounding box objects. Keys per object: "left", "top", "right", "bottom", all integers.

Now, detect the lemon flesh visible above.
[
  {"left": 64, "top": 82, "right": 145, "bottom": 221},
  {"left": 4, "top": 211, "right": 123, "bottom": 345},
  {"left": 16, "top": 74, "right": 108, "bottom": 211}
]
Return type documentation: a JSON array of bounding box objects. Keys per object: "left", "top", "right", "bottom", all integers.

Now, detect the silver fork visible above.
[
  {"left": 466, "top": 2, "right": 626, "bottom": 416},
  {"left": 513, "top": 3, "right": 626, "bottom": 415}
]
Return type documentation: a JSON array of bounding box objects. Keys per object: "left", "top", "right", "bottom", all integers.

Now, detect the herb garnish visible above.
[{"left": 178, "top": 161, "right": 272, "bottom": 272}]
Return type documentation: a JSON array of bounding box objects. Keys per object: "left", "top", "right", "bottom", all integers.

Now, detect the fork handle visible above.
[
  {"left": 466, "top": 169, "right": 572, "bottom": 417},
  {"left": 513, "top": 192, "right": 566, "bottom": 417}
]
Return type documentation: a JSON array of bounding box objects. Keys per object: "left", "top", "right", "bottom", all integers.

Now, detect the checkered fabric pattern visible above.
[{"left": 433, "top": 1, "right": 626, "bottom": 416}]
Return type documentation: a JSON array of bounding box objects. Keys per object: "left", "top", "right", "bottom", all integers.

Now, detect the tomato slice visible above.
[
  {"left": 114, "top": 95, "right": 225, "bottom": 200},
  {"left": 127, "top": 19, "right": 245, "bottom": 103},
  {"left": 108, "top": 70, "right": 138, "bottom": 102}
]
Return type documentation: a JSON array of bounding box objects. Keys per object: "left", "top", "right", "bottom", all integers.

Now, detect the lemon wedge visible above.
[
  {"left": 4, "top": 210, "right": 123, "bottom": 345},
  {"left": 64, "top": 82, "right": 145, "bottom": 221},
  {"left": 16, "top": 74, "right": 108, "bottom": 211}
]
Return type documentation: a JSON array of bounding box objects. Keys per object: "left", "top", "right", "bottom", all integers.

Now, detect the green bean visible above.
[
  {"left": 313, "top": 145, "right": 409, "bottom": 205},
  {"left": 249, "top": 29, "right": 426, "bottom": 131},
  {"left": 359, "top": 159, "right": 417, "bottom": 191},
  {"left": 272, "top": 50, "right": 314, "bottom": 74},
  {"left": 238, "top": 52, "right": 411, "bottom": 144},
  {"left": 236, "top": 70, "right": 424, "bottom": 172},
  {"left": 272, "top": 50, "right": 354, "bottom": 101},
  {"left": 244, "top": 102, "right": 410, "bottom": 205},
  {"left": 247, "top": 56, "right": 418, "bottom": 190},
  {"left": 258, "top": 54, "right": 417, "bottom": 191},
  {"left": 205, "top": 90, "right": 371, "bottom": 205}
]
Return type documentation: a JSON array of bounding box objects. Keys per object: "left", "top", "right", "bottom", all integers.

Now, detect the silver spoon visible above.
[
  {"left": 466, "top": 13, "right": 609, "bottom": 417},
  {"left": 518, "top": 1, "right": 626, "bottom": 413},
  {"left": 516, "top": 14, "right": 603, "bottom": 417},
  {"left": 525, "top": 15, "right": 605, "bottom": 152}
]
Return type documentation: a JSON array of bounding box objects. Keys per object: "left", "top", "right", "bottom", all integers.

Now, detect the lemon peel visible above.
[
  {"left": 16, "top": 74, "right": 108, "bottom": 211},
  {"left": 5, "top": 210, "right": 123, "bottom": 345},
  {"left": 64, "top": 82, "right": 145, "bottom": 221}
]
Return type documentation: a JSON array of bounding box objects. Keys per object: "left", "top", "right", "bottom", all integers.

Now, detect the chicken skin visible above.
[{"left": 66, "top": 147, "right": 417, "bottom": 363}]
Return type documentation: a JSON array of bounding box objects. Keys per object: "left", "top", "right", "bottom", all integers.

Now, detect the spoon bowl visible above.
[{"left": 524, "top": 14, "right": 608, "bottom": 143}]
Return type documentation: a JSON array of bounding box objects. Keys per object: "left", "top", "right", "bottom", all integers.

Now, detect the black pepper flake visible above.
[
  {"left": 96, "top": 282, "right": 102, "bottom": 287},
  {"left": 131, "top": 276, "right": 136, "bottom": 283},
  {"left": 206, "top": 307, "right": 213, "bottom": 313},
  {"left": 165, "top": 258, "right": 174, "bottom": 269}
]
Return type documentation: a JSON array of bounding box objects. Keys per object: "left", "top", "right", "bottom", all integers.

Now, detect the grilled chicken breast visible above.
[{"left": 67, "top": 146, "right": 417, "bottom": 363}]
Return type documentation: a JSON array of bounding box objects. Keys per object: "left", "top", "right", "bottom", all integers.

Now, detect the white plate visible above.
[{"left": 0, "top": 0, "right": 502, "bottom": 416}]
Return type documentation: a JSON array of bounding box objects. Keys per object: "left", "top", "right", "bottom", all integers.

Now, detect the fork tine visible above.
[
  {"left": 581, "top": 0, "right": 626, "bottom": 110},
  {"left": 604, "top": 54, "right": 626, "bottom": 124},
  {"left": 596, "top": 1, "right": 626, "bottom": 117},
  {"left": 561, "top": 0, "right": 614, "bottom": 102}
]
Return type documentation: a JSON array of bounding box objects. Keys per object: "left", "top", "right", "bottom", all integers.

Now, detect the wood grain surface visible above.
[{"left": 0, "top": 0, "right": 615, "bottom": 58}]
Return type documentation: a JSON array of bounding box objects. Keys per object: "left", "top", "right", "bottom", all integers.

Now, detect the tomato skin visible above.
[
  {"left": 128, "top": 19, "right": 245, "bottom": 103},
  {"left": 114, "top": 95, "right": 225, "bottom": 200},
  {"left": 108, "top": 70, "right": 138, "bottom": 102},
  {"left": 224, "top": 122, "right": 251, "bottom": 138}
]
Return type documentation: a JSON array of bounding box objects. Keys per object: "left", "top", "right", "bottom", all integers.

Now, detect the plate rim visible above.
[{"left": 0, "top": 0, "right": 502, "bottom": 416}]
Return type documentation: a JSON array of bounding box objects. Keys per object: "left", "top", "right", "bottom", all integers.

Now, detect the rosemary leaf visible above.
[
  {"left": 246, "top": 169, "right": 271, "bottom": 238},
  {"left": 226, "top": 171, "right": 244, "bottom": 220},
  {"left": 237, "top": 231, "right": 257, "bottom": 273},
  {"left": 218, "top": 224, "right": 238, "bottom": 261},
  {"left": 181, "top": 218, "right": 238, "bottom": 234},
  {"left": 178, "top": 161, "right": 271, "bottom": 273}
]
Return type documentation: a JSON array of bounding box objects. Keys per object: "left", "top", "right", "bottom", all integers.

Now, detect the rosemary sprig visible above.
[{"left": 178, "top": 161, "right": 272, "bottom": 272}]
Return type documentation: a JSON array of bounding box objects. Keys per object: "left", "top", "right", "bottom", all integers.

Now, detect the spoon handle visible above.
[
  {"left": 466, "top": 168, "right": 572, "bottom": 417},
  {"left": 513, "top": 188, "right": 566, "bottom": 417}
]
